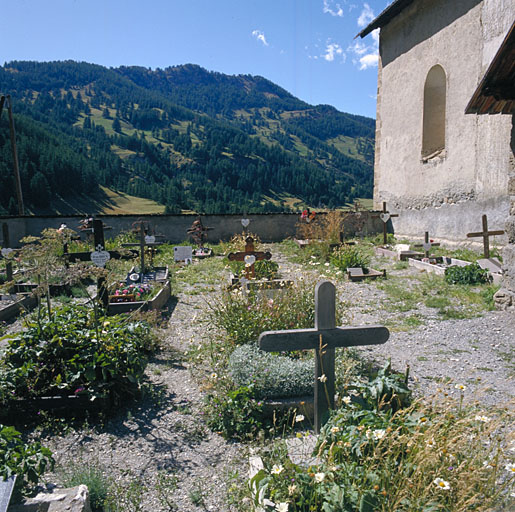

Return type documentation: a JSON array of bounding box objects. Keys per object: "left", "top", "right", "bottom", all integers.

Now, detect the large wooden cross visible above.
[
  {"left": 259, "top": 281, "right": 389, "bottom": 433},
  {"left": 414, "top": 231, "right": 440, "bottom": 258},
  {"left": 372, "top": 202, "right": 399, "bottom": 245},
  {"left": 227, "top": 236, "right": 272, "bottom": 279},
  {"left": 64, "top": 219, "right": 137, "bottom": 306},
  {"left": 466, "top": 214, "right": 504, "bottom": 259}
]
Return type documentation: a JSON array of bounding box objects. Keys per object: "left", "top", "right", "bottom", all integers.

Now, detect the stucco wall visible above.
[
  {"left": 0, "top": 212, "right": 383, "bottom": 248},
  {"left": 374, "top": 0, "right": 513, "bottom": 243}
]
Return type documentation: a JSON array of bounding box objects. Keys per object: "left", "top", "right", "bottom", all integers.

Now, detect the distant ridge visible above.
[{"left": 0, "top": 61, "right": 374, "bottom": 214}]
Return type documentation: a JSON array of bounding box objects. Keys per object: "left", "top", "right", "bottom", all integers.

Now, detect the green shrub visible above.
[
  {"left": 0, "top": 304, "right": 157, "bottom": 405},
  {"left": 205, "top": 385, "right": 266, "bottom": 440},
  {"left": 330, "top": 244, "right": 371, "bottom": 271},
  {"left": 207, "top": 281, "right": 318, "bottom": 346},
  {"left": 444, "top": 263, "right": 492, "bottom": 285},
  {"left": 0, "top": 424, "right": 54, "bottom": 500},
  {"left": 229, "top": 344, "right": 313, "bottom": 399}
]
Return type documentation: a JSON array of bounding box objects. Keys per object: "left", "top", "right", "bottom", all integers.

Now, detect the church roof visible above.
[
  {"left": 356, "top": 0, "right": 416, "bottom": 38},
  {"left": 466, "top": 21, "right": 515, "bottom": 115}
]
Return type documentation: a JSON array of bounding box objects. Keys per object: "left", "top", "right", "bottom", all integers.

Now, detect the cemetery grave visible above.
[
  {"left": 187, "top": 218, "right": 214, "bottom": 258},
  {"left": 0, "top": 236, "right": 513, "bottom": 512}
]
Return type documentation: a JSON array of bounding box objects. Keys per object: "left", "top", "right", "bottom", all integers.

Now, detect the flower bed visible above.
[{"left": 0, "top": 304, "right": 157, "bottom": 419}]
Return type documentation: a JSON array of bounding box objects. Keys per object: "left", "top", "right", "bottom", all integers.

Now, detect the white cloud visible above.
[
  {"left": 359, "top": 52, "right": 379, "bottom": 70},
  {"left": 323, "top": 42, "right": 345, "bottom": 62},
  {"left": 347, "top": 6, "right": 379, "bottom": 71},
  {"left": 323, "top": 0, "right": 344, "bottom": 17},
  {"left": 357, "top": 3, "right": 375, "bottom": 28},
  {"left": 252, "top": 30, "right": 269, "bottom": 46}
]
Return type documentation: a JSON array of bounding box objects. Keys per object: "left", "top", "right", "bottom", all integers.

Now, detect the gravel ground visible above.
[{"left": 5, "top": 244, "right": 514, "bottom": 511}]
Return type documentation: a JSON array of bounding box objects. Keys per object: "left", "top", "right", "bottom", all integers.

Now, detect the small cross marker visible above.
[
  {"left": 466, "top": 214, "right": 504, "bottom": 259},
  {"left": 372, "top": 202, "right": 399, "bottom": 245},
  {"left": 414, "top": 232, "right": 440, "bottom": 258},
  {"left": 228, "top": 236, "right": 272, "bottom": 279},
  {"left": 259, "top": 281, "right": 389, "bottom": 433}
]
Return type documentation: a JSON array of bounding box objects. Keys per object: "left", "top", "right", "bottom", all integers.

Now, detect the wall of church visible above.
[{"left": 374, "top": 0, "right": 513, "bottom": 245}]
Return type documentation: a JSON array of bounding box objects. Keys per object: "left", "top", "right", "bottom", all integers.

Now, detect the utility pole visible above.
[{"left": 0, "top": 94, "right": 25, "bottom": 215}]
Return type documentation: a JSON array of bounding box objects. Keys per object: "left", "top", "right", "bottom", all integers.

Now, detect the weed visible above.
[
  {"left": 155, "top": 470, "right": 178, "bottom": 511},
  {"left": 59, "top": 459, "right": 110, "bottom": 512},
  {"left": 188, "top": 481, "right": 206, "bottom": 507}
]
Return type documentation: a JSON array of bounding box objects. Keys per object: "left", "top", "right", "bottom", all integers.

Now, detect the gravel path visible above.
[{"left": 6, "top": 244, "right": 514, "bottom": 511}]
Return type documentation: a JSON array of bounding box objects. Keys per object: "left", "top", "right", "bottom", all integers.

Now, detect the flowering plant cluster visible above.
[
  {"left": 113, "top": 282, "right": 153, "bottom": 301},
  {"left": 248, "top": 365, "right": 515, "bottom": 511}
]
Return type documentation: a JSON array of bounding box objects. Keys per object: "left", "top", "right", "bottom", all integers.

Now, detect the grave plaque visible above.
[
  {"left": 241, "top": 218, "right": 250, "bottom": 228},
  {"left": 174, "top": 246, "right": 193, "bottom": 263},
  {"left": 259, "top": 281, "right": 389, "bottom": 433},
  {"left": 91, "top": 245, "right": 111, "bottom": 268}
]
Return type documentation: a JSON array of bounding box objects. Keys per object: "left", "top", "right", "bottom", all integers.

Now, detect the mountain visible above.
[{"left": 0, "top": 61, "right": 375, "bottom": 215}]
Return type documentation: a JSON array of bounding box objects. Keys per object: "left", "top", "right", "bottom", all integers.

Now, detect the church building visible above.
[{"left": 358, "top": 0, "right": 515, "bottom": 308}]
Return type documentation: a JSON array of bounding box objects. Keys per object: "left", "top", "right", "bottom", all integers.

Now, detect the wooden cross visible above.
[
  {"left": 259, "top": 281, "right": 389, "bottom": 434},
  {"left": 466, "top": 214, "right": 504, "bottom": 259},
  {"left": 122, "top": 222, "right": 164, "bottom": 275},
  {"left": 227, "top": 236, "right": 272, "bottom": 279},
  {"left": 187, "top": 218, "right": 213, "bottom": 247},
  {"left": 372, "top": 202, "right": 399, "bottom": 245},
  {"left": 414, "top": 232, "right": 440, "bottom": 258},
  {"left": 1, "top": 223, "right": 14, "bottom": 282},
  {"left": 64, "top": 219, "right": 138, "bottom": 306}
]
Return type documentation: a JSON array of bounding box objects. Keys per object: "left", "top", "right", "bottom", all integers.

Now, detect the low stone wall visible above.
[{"left": 0, "top": 212, "right": 383, "bottom": 247}]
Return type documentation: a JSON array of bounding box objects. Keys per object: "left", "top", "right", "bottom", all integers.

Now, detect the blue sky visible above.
[{"left": 3, "top": 0, "right": 392, "bottom": 118}]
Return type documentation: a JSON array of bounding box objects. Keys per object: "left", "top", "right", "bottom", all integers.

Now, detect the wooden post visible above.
[
  {"left": 414, "top": 231, "right": 440, "bottom": 258},
  {"left": 259, "top": 281, "right": 389, "bottom": 433},
  {"left": 466, "top": 214, "right": 504, "bottom": 259},
  {"left": 1, "top": 223, "right": 13, "bottom": 282},
  {"left": 92, "top": 220, "right": 108, "bottom": 308},
  {"left": 139, "top": 223, "right": 146, "bottom": 274},
  {"left": 314, "top": 281, "right": 336, "bottom": 426},
  {"left": 6, "top": 96, "right": 25, "bottom": 215}
]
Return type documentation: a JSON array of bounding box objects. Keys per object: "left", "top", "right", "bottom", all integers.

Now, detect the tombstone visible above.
[
  {"left": 466, "top": 214, "right": 504, "bottom": 259},
  {"left": 347, "top": 267, "right": 386, "bottom": 281},
  {"left": 259, "top": 281, "right": 389, "bottom": 433},
  {"left": 174, "top": 246, "right": 193, "bottom": 264}
]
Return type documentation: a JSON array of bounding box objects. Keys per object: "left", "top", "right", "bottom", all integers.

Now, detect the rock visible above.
[
  {"left": 493, "top": 288, "right": 515, "bottom": 310},
  {"left": 8, "top": 485, "right": 91, "bottom": 512}
]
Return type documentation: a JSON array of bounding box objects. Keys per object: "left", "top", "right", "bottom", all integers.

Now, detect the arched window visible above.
[{"left": 422, "top": 65, "right": 446, "bottom": 159}]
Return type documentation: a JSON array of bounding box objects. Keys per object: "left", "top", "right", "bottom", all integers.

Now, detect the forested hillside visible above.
[{"left": 0, "top": 61, "right": 375, "bottom": 214}]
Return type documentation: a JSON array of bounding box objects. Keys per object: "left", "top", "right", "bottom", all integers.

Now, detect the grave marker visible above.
[
  {"left": 1, "top": 223, "right": 13, "bottom": 282},
  {"left": 0, "top": 475, "right": 16, "bottom": 512},
  {"left": 227, "top": 236, "right": 272, "bottom": 279},
  {"left": 122, "top": 221, "right": 164, "bottom": 275},
  {"left": 466, "top": 214, "right": 504, "bottom": 259},
  {"left": 174, "top": 246, "right": 193, "bottom": 263},
  {"left": 372, "top": 202, "right": 399, "bottom": 245},
  {"left": 259, "top": 281, "right": 389, "bottom": 433},
  {"left": 64, "top": 219, "right": 138, "bottom": 306},
  {"left": 414, "top": 232, "right": 440, "bottom": 258}
]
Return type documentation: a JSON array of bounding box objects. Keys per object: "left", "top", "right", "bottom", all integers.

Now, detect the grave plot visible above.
[
  {"left": 0, "top": 223, "right": 83, "bottom": 322},
  {"left": 109, "top": 221, "right": 171, "bottom": 314}
]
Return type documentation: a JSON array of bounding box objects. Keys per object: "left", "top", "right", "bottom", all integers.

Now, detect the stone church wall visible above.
[{"left": 374, "top": 0, "right": 512, "bottom": 244}]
